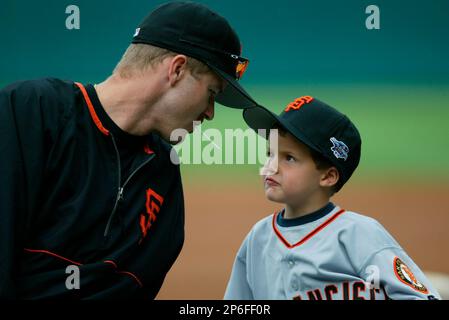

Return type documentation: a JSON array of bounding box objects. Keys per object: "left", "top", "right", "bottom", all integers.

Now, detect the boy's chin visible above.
[{"left": 265, "top": 191, "right": 284, "bottom": 203}]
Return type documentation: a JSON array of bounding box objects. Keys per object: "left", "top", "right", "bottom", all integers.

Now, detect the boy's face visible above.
[{"left": 262, "top": 131, "right": 325, "bottom": 208}]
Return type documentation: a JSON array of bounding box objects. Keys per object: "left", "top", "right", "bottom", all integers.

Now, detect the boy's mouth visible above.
[{"left": 264, "top": 177, "right": 280, "bottom": 187}]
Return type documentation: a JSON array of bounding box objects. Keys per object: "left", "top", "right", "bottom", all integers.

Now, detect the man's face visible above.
[{"left": 160, "top": 68, "right": 226, "bottom": 144}]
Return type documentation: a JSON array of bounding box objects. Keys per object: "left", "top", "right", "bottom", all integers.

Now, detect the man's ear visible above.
[
  {"left": 167, "top": 55, "right": 188, "bottom": 86},
  {"left": 320, "top": 167, "right": 339, "bottom": 188}
]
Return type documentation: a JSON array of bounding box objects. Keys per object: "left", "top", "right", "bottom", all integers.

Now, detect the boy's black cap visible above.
[
  {"left": 243, "top": 96, "right": 361, "bottom": 191},
  {"left": 132, "top": 1, "right": 257, "bottom": 109}
]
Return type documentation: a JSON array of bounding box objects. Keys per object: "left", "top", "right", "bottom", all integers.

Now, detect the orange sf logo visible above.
[
  {"left": 139, "top": 187, "right": 164, "bottom": 241},
  {"left": 284, "top": 96, "right": 314, "bottom": 112}
]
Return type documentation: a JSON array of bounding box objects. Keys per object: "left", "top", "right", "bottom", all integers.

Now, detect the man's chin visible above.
[
  {"left": 166, "top": 129, "right": 189, "bottom": 145},
  {"left": 168, "top": 137, "right": 183, "bottom": 145},
  {"left": 163, "top": 121, "right": 200, "bottom": 145},
  {"left": 164, "top": 133, "right": 183, "bottom": 145}
]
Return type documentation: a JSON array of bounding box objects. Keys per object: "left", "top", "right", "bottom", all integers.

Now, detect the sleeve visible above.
[
  {"left": 359, "top": 247, "right": 441, "bottom": 300},
  {"left": 224, "top": 234, "right": 254, "bottom": 300},
  {"left": 0, "top": 80, "right": 65, "bottom": 298}
]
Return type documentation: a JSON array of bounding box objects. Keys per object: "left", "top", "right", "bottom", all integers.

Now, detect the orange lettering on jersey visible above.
[
  {"left": 370, "top": 287, "right": 381, "bottom": 300},
  {"left": 284, "top": 96, "right": 314, "bottom": 112},
  {"left": 291, "top": 281, "right": 387, "bottom": 300},
  {"left": 353, "top": 282, "right": 366, "bottom": 300},
  {"left": 139, "top": 187, "right": 164, "bottom": 242},
  {"left": 306, "top": 289, "right": 323, "bottom": 300},
  {"left": 324, "top": 284, "right": 339, "bottom": 300}
]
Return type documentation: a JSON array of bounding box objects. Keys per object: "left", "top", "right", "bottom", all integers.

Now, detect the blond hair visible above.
[{"left": 113, "top": 43, "right": 211, "bottom": 78}]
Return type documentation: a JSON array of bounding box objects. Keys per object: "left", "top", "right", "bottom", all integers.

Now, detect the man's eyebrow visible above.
[{"left": 209, "top": 86, "right": 221, "bottom": 94}]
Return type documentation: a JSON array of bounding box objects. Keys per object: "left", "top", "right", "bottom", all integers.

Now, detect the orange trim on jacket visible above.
[
  {"left": 75, "top": 82, "right": 110, "bottom": 136},
  {"left": 24, "top": 248, "right": 82, "bottom": 266},
  {"left": 24, "top": 248, "right": 143, "bottom": 288},
  {"left": 144, "top": 143, "right": 154, "bottom": 155}
]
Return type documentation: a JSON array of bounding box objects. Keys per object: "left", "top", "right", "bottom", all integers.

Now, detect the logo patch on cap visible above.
[
  {"left": 133, "top": 28, "right": 140, "bottom": 37},
  {"left": 284, "top": 96, "right": 314, "bottom": 112},
  {"left": 330, "top": 137, "right": 349, "bottom": 161},
  {"left": 394, "top": 257, "right": 428, "bottom": 293}
]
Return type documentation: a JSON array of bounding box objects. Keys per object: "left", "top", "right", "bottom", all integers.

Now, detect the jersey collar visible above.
[{"left": 277, "top": 202, "right": 336, "bottom": 227}]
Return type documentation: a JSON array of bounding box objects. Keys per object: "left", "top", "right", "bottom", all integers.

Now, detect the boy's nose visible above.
[{"left": 260, "top": 157, "right": 278, "bottom": 176}]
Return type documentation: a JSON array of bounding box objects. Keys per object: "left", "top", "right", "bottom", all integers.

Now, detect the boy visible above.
[{"left": 224, "top": 96, "right": 441, "bottom": 300}]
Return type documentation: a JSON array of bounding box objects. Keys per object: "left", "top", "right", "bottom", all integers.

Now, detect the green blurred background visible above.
[{"left": 1, "top": 0, "right": 448, "bottom": 182}]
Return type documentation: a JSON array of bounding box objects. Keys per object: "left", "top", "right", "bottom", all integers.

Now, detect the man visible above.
[{"left": 0, "top": 1, "right": 257, "bottom": 299}]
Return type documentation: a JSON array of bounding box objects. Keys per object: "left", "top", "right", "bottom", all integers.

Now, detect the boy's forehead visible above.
[{"left": 268, "top": 130, "right": 309, "bottom": 152}]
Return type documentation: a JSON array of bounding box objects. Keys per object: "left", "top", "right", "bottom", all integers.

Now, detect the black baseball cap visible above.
[
  {"left": 243, "top": 96, "right": 362, "bottom": 190},
  {"left": 131, "top": 1, "right": 257, "bottom": 109}
]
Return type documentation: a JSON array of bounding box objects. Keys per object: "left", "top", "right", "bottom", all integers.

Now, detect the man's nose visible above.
[{"left": 204, "top": 100, "right": 215, "bottom": 121}]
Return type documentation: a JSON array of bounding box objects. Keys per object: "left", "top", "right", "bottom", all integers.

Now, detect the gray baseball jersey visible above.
[{"left": 224, "top": 203, "right": 440, "bottom": 300}]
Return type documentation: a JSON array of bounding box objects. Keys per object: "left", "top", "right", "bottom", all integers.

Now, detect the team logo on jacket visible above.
[
  {"left": 394, "top": 257, "right": 428, "bottom": 293},
  {"left": 330, "top": 137, "right": 349, "bottom": 161},
  {"left": 139, "top": 187, "right": 164, "bottom": 243}
]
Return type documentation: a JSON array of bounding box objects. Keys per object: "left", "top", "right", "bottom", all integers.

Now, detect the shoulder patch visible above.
[{"left": 393, "top": 257, "right": 428, "bottom": 293}]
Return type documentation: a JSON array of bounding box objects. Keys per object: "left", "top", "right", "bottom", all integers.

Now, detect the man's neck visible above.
[{"left": 94, "top": 74, "right": 161, "bottom": 136}]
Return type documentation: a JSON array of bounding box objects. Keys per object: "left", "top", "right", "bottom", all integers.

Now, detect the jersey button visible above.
[
  {"left": 288, "top": 260, "right": 295, "bottom": 267},
  {"left": 291, "top": 282, "right": 299, "bottom": 291}
]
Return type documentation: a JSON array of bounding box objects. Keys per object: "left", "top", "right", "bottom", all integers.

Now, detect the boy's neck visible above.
[{"left": 284, "top": 198, "right": 331, "bottom": 219}]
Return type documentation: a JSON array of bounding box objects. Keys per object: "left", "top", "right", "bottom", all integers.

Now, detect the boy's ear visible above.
[{"left": 320, "top": 167, "right": 339, "bottom": 188}]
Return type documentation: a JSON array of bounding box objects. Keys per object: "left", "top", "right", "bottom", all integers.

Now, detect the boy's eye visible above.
[{"left": 286, "top": 155, "right": 296, "bottom": 162}]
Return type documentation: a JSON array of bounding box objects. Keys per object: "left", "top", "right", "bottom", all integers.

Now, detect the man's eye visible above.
[{"left": 286, "top": 155, "right": 296, "bottom": 162}]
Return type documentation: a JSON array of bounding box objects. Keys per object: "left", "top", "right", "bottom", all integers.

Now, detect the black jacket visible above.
[{"left": 0, "top": 78, "right": 185, "bottom": 299}]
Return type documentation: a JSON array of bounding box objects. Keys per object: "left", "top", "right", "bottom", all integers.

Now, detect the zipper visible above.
[{"left": 103, "top": 133, "right": 155, "bottom": 237}]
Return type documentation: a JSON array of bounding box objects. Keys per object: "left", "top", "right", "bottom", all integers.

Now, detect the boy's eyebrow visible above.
[{"left": 269, "top": 146, "right": 300, "bottom": 155}]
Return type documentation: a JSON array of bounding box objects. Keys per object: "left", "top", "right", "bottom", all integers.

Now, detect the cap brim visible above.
[
  {"left": 243, "top": 105, "right": 321, "bottom": 152},
  {"left": 243, "top": 105, "right": 279, "bottom": 137},
  {"left": 207, "top": 64, "right": 258, "bottom": 109}
]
